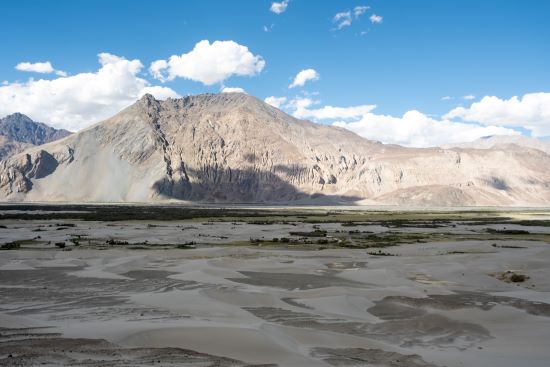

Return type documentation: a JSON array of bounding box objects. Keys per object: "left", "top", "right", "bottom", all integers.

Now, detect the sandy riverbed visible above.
[{"left": 1, "top": 208, "right": 550, "bottom": 366}]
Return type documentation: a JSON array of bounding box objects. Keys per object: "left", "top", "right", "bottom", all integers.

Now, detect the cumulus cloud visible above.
[
  {"left": 333, "top": 110, "right": 517, "bottom": 147},
  {"left": 221, "top": 86, "right": 246, "bottom": 94},
  {"left": 445, "top": 92, "right": 550, "bottom": 137},
  {"left": 270, "top": 0, "right": 289, "bottom": 14},
  {"left": 283, "top": 98, "right": 519, "bottom": 147},
  {"left": 333, "top": 11, "right": 352, "bottom": 29},
  {"left": 441, "top": 96, "right": 452, "bottom": 101},
  {"left": 150, "top": 40, "right": 265, "bottom": 85},
  {"left": 264, "top": 96, "right": 287, "bottom": 109},
  {"left": 463, "top": 94, "right": 475, "bottom": 100},
  {"left": 369, "top": 14, "right": 383, "bottom": 24},
  {"left": 0, "top": 53, "right": 179, "bottom": 131},
  {"left": 289, "top": 69, "right": 320, "bottom": 89},
  {"left": 16, "top": 61, "right": 67, "bottom": 77}
]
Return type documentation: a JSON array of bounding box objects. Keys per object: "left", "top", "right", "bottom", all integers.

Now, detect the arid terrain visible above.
[
  {"left": 1, "top": 205, "right": 550, "bottom": 366},
  {"left": 2, "top": 93, "right": 550, "bottom": 206}
]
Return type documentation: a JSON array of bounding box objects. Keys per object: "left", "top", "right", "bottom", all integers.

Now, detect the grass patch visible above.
[
  {"left": 1, "top": 242, "right": 20, "bottom": 250},
  {"left": 176, "top": 242, "right": 196, "bottom": 249},
  {"left": 367, "top": 250, "right": 398, "bottom": 256},
  {"left": 289, "top": 230, "right": 327, "bottom": 237}
]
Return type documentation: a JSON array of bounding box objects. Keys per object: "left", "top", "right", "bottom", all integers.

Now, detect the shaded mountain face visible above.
[
  {"left": 1, "top": 93, "right": 549, "bottom": 206},
  {"left": 0, "top": 113, "right": 71, "bottom": 145}
]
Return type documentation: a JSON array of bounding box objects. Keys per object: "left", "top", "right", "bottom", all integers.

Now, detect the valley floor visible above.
[{"left": 1, "top": 206, "right": 550, "bottom": 366}]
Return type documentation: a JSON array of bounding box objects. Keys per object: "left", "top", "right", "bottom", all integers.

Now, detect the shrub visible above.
[{"left": 510, "top": 273, "right": 526, "bottom": 282}]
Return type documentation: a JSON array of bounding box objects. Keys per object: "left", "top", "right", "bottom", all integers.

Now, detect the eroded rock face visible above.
[
  {"left": 0, "top": 135, "right": 31, "bottom": 162},
  {"left": 1, "top": 93, "right": 550, "bottom": 205}
]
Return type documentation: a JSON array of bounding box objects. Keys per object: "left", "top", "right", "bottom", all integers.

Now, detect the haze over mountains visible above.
[
  {"left": 444, "top": 134, "right": 550, "bottom": 155},
  {"left": 0, "top": 93, "right": 549, "bottom": 206}
]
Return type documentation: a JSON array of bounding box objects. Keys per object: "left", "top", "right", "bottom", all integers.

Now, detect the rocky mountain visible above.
[
  {"left": 0, "top": 135, "right": 31, "bottom": 162},
  {"left": 0, "top": 113, "right": 71, "bottom": 161},
  {"left": 1, "top": 93, "right": 549, "bottom": 206},
  {"left": 444, "top": 135, "right": 550, "bottom": 155},
  {"left": 0, "top": 113, "right": 71, "bottom": 146}
]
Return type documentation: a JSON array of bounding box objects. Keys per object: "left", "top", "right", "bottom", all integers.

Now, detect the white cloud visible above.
[
  {"left": 333, "top": 11, "right": 352, "bottom": 29},
  {"left": 283, "top": 98, "right": 518, "bottom": 147},
  {"left": 150, "top": 40, "right": 265, "bottom": 85},
  {"left": 463, "top": 94, "right": 475, "bottom": 100},
  {"left": 140, "top": 85, "right": 180, "bottom": 100},
  {"left": 270, "top": 0, "right": 289, "bottom": 14},
  {"left": 16, "top": 61, "right": 54, "bottom": 74},
  {"left": 445, "top": 92, "right": 550, "bottom": 137},
  {"left": 333, "top": 110, "right": 518, "bottom": 147},
  {"left": 16, "top": 61, "right": 67, "bottom": 77},
  {"left": 334, "top": 6, "right": 375, "bottom": 30},
  {"left": 264, "top": 96, "right": 287, "bottom": 109},
  {"left": 149, "top": 59, "right": 168, "bottom": 81},
  {"left": 290, "top": 97, "right": 375, "bottom": 120},
  {"left": 353, "top": 6, "right": 369, "bottom": 17},
  {"left": 0, "top": 53, "right": 179, "bottom": 132},
  {"left": 221, "top": 86, "right": 246, "bottom": 94},
  {"left": 441, "top": 96, "right": 452, "bottom": 101},
  {"left": 289, "top": 68, "right": 320, "bottom": 89},
  {"left": 369, "top": 14, "right": 383, "bottom": 24}
]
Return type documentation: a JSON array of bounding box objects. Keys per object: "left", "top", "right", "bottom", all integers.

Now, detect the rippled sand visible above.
[{"left": 1, "top": 210, "right": 550, "bottom": 366}]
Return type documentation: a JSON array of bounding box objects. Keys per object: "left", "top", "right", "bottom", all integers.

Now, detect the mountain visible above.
[
  {"left": 0, "top": 113, "right": 72, "bottom": 161},
  {"left": 0, "top": 113, "right": 71, "bottom": 145},
  {"left": 0, "top": 135, "right": 31, "bottom": 162},
  {"left": 1, "top": 93, "right": 549, "bottom": 206},
  {"left": 444, "top": 135, "right": 550, "bottom": 155}
]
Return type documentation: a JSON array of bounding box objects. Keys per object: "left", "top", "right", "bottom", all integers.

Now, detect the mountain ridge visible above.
[
  {"left": 1, "top": 93, "right": 549, "bottom": 206},
  {"left": 443, "top": 134, "right": 550, "bottom": 155},
  {"left": 0, "top": 113, "right": 72, "bottom": 161},
  {"left": 0, "top": 113, "right": 71, "bottom": 145}
]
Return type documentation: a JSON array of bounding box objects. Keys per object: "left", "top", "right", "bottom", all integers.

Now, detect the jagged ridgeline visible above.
[
  {"left": 0, "top": 113, "right": 71, "bottom": 161},
  {"left": 1, "top": 93, "right": 549, "bottom": 205}
]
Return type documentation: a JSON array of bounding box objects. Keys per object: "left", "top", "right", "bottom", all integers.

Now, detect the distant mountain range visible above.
[
  {"left": 444, "top": 134, "right": 550, "bottom": 155},
  {"left": 0, "top": 113, "right": 71, "bottom": 160},
  {"left": 1, "top": 93, "right": 549, "bottom": 206}
]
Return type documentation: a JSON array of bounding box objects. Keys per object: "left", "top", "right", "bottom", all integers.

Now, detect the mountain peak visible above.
[
  {"left": 139, "top": 93, "right": 157, "bottom": 103},
  {"left": 3, "top": 112, "right": 34, "bottom": 123},
  {"left": 0, "top": 113, "right": 71, "bottom": 146}
]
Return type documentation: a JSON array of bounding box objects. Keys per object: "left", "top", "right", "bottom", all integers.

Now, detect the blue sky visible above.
[{"left": 1, "top": 0, "right": 549, "bottom": 146}]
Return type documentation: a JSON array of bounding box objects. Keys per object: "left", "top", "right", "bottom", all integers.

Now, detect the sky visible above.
[{"left": 1, "top": 0, "right": 549, "bottom": 147}]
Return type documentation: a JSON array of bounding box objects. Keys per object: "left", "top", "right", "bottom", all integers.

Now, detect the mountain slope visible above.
[
  {"left": 0, "top": 135, "right": 31, "bottom": 162},
  {"left": 1, "top": 93, "right": 549, "bottom": 206}
]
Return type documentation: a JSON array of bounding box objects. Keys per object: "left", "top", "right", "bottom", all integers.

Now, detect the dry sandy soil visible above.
[{"left": 1, "top": 206, "right": 550, "bottom": 366}]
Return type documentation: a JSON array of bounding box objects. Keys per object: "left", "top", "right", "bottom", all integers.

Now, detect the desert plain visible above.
[{"left": 1, "top": 205, "right": 550, "bottom": 366}]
